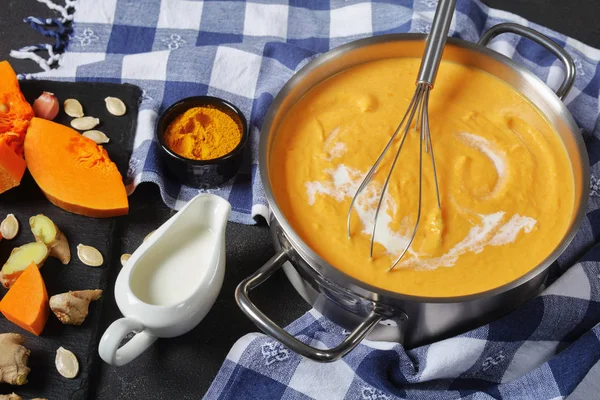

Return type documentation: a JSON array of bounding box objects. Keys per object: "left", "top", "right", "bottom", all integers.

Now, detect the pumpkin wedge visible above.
[
  {"left": 0, "top": 61, "right": 34, "bottom": 194},
  {"left": 0, "top": 262, "right": 49, "bottom": 336},
  {"left": 24, "top": 118, "right": 129, "bottom": 217}
]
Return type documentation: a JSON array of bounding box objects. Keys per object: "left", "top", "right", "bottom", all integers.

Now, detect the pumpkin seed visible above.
[
  {"left": 64, "top": 98, "right": 84, "bottom": 118},
  {"left": 0, "top": 103, "right": 8, "bottom": 113},
  {"left": 71, "top": 116, "right": 99, "bottom": 131},
  {"left": 143, "top": 230, "right": 155, "bottom": 243},
  {"left": 0, "top": 214, "right": 18, "bottom": 240},
  {"left": 55, "top": 347, "right": 79, "bottom": 379},
  {"left": 120, "top": 253, "right": 131, "bottom": 267},
  {"left": 105, "top": 97, "right": 126, "bottom": 116},
  {"left": 82, "top": 130, "right": 110, "bottom": 144},
  {"left": 77, "top": 244, "right": 103, "bottom": 267}
]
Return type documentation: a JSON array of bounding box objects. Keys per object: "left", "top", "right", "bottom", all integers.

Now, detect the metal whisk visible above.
[{"left": 347, "top": 0, "right": 457, "bottom": 271}]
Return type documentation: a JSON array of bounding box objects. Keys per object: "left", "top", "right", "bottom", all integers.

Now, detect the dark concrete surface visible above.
[{"left": 1, "top": 0, "right": 599, "bottom": 398}]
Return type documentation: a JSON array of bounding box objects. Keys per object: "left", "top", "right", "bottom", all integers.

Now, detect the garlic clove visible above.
[
  {"left": 71, "top": 116, "right": 100, "bottom": 131},
  {"left": 120, "top": 253, "right": 131, "bottom": 267},
  {"left": 55, "top": 347, "right": 79, "bottom": 379},
  {"left": 77, "top": 244, "right": 103, "bottom": 267},
  {"left": 33, "top": 92, "right": 59, "bottom": 120},
  {"left": 82, "top": 130, "right": 110, "bottom": 144},
  {"left": 64, "top": 98, "right": 84, "bottom": 118},
  {"left": 0, "top": 214, "right": 18, "bottom": 240},
  {"left": 105, "top": 97, "right": 126, "bottom": 116}
]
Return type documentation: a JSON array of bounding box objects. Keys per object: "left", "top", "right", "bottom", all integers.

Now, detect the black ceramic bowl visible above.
[{"left": 157, "top": 96, "right": 248, "bottom": 188}]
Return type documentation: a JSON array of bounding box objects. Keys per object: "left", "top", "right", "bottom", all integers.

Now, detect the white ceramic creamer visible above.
[{"left": 99, "top": 194, "right": 231, "bottom": 366}]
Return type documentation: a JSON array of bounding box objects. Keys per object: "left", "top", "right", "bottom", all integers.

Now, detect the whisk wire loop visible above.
[
  {"left": 425, "top": 89, "right": 442, "bottom": 209},
  {"left": 370, "top": 85, "right": 426, "bottom": 259},
  {"left": 387, "top": 84, "right": 428, "bottom": 271},
  {"left": 346, "top": 0, "right": 455, "bottom": 271},
  {"left": 346, "top": 85, "right": 422, "bottom": 238},
  {"left": 347, "top": 83, "right": 443, "bottom": 271}
]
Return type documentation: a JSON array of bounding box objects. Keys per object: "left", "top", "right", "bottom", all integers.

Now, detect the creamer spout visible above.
[{"left": 203, "top": 194, "right": 231, "bottom": 237}]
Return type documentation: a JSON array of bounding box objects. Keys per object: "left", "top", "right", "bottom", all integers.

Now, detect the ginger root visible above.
[
  {"left": 0, "top": 242, "right": 48, "bottom": 288},
  {"left": 49, "top": 289, "right": 102, "bottom": 325},
  {"left": 0, "top": 333, "right": 30, "bottom": 385},
  {"left": 0, "top": 394, "right": 22, "bottom": 400},
  {"left": 29, "top": 214, "right": 70, "bottom": 265}
]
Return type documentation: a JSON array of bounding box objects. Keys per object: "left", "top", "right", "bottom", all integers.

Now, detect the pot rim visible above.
[{"left": 259, "top": 32, "right": 590, "bottom": 304}]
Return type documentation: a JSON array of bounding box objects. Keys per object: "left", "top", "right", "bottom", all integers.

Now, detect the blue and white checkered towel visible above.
[
  {"left": 205, "top": 244, "right": 600, "bottom": 399},
  {"left": 21, "top": 0, "right": 600, "bottom": 225},
  {"left": 16, "top": 0, "right": 600, "bottom": 398}
]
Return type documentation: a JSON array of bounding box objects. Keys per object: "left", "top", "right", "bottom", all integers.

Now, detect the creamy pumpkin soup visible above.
[{"left": 271, "top": 58, "right": 574, "bottom": 297}]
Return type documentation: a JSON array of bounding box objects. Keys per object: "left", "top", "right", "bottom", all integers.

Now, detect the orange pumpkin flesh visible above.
[
  {"left": 25, "top": 118, "right": 129, "bottom": 218},
  {"left": 0, "top": 61, "right": 34, "bottom": 194}
]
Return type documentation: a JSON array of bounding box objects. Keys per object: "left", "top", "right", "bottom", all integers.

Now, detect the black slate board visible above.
[{"left": 0, "top": 80, "right": 141, "bottom": 399}]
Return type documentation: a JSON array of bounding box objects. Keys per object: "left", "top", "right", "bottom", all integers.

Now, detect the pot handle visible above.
[
  {"left": 478, "top": 22, "right": 575, "bottom": 100},
  {"left": 235, "top": 249, "right": 383, "bottom": 363}
]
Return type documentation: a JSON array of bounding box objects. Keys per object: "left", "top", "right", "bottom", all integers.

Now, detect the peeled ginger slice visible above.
[{"left": 0, "top": 242, "right": 49, "bottom": 288}]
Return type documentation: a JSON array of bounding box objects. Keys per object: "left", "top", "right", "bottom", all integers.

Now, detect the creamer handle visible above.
[
  {"left": 235, "top": 249, "right": 382, "bottom": 363},
  {"left": 99, "top": 318, "right": 157, "bottom": 366},
  {"left": 478, "top": 22, "right": 575, "bottom": 100}
]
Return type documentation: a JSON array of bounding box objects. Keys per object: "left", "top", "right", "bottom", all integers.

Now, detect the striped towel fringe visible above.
[{"left": 10, "top": 0, "right": 76, "bottom": 72}]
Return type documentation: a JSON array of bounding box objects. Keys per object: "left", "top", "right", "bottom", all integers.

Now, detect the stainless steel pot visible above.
[{"left": 236, "top": 23, "right": 590, "bottom": 362}]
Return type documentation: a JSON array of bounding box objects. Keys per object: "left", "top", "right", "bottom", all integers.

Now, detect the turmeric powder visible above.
[{"left": 163, "top": 106, "right": 242, "bottom": 160}]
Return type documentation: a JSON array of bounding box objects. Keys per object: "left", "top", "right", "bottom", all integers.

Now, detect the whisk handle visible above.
[{"left": 416, "top": 0, "right": 457, "bottom": 87}]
